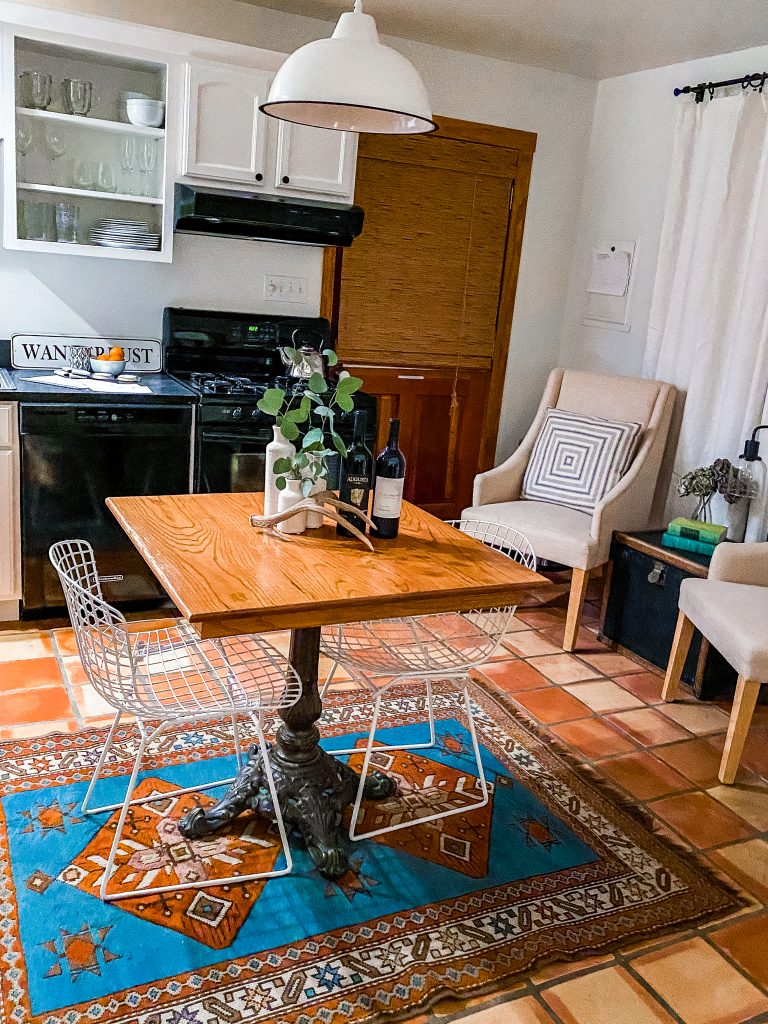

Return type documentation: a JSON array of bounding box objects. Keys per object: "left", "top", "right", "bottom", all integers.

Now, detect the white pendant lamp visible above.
[{"left": 260, "top": 0, "right": 436, "bottom": 135}]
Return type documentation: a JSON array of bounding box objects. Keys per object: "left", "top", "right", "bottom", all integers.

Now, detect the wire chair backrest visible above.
[
  {"left": 48, "top": 540, "right": 133, "bottom": 707},
  {"left": 447, "top": 518, "right": 537, "bottom": 572}
]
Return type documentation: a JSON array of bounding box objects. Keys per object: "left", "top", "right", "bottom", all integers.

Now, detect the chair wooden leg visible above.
[
  {"left": 563, "top": 567, "right": 590, "bottom": 652},
  {"left": 661, "top": 611, "right": 695, "bottom": 702},
  {"left": 719, "top": 676, "right": 761, "bottom": 785}
]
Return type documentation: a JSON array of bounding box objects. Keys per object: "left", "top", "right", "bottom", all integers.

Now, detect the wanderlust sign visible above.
[{"left": 11, "top": 335, "right": 162, "bottom": 372}]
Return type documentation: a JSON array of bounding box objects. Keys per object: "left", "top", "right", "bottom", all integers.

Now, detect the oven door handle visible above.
[{"left": 201, "top": 432, "right": 271, "bottom": 444}]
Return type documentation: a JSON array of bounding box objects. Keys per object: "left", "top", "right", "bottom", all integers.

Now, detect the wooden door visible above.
[
  {"left": 351, "top": 365, "right": 489, "bottom": 519},
  {"left": 183, "top": 61, "right": 271, "bottom": 184},
  {"left": 325, "top": 117, "right": 536, "bottom": 493},
  {"left": 273, "top": 121, "right": 356, "bottom": 200}
]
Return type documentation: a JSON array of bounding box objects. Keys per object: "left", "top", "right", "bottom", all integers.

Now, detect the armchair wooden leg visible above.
[
  {"left": 661, "top": 611, "right": 695, "bottom": 702},
  {"left": 563, "top": 568, "right": 590, "bottom": 652},
  {"left": 719, "top": 676, "right": 761, "bottom": 785}
]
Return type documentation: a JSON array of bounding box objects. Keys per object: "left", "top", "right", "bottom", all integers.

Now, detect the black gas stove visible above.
[{"left": 163, "top": 307, "right": 376, "bottom": 492}]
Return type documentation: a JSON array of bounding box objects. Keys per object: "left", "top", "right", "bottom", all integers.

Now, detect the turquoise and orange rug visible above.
[{"left": 0, "top": 680, "right": 738, "bottom": 1024}]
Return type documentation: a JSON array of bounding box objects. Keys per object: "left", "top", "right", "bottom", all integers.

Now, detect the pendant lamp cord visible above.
[{"left": 353, "top": 0, "right": 363, "bottom": 11}]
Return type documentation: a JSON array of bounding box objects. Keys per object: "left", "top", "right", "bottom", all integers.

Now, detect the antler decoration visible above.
[{"left": 250, "top": 490, "right": 377, "bottom": 551}]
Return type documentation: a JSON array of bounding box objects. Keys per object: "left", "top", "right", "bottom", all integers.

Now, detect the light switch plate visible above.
[{"left": 264, "top": 275, "right": 307, "bottom": 303}]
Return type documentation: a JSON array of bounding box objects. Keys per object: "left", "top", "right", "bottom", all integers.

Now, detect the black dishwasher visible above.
[{"left": 20, "top": 403, "right": 192, "bottom": 614}]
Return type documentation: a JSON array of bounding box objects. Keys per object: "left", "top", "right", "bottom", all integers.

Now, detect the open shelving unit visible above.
[{"left": 5, "top": 32, "right": 171, "bottom": 261}]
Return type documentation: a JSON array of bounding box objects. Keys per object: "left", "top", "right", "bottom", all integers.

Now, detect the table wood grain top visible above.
[{"left": 107, "top": 493, "right": 547, "bottom": 638}]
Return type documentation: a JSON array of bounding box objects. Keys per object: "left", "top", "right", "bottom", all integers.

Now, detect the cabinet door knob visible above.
[
  {"left": 282, "top": 175, "right": 290, "bottom": 184},
  {"left": 255, "top": 173, "right": 263, "bottom": 181}
]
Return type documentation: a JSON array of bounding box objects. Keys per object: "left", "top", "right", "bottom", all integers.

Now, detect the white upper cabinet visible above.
[
  {"left": 273, "top": 121, "right": 356, "bottom": 199},
  {"left": 183, "top": 61, "right": 271, "bottom": 185}
]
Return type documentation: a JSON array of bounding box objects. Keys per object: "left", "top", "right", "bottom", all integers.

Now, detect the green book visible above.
[
  {"left": 667, "top": 517, "right": 726, "bottom": 543},
  {"left": 662, "top": 531, "right": 719, "bottom": 557}
]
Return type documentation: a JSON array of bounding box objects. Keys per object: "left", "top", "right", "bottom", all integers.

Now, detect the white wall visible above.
[
  {"left": 559, "top": 44, "right": 768, "bottom": 379},
  {"left": 6, "top": 0, "right": 597, "bottom": 462}
]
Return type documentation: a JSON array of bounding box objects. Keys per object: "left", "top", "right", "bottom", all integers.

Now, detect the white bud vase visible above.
[
  {"left": 265, "top": 426, "right": 295, "bottom": 518},
  {"left": 277, "top": 478, "right": 306, "bottom": 534},
  {"left": 305, "top": 455, "right": 327, "bottom": 529}
]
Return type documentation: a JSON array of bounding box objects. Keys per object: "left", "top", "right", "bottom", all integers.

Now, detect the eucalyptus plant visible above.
[{"left": 257, "top": 345, "right": 363, "bottom": 496}]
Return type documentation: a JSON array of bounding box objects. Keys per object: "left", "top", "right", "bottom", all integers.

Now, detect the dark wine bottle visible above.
[
  {"left": 337, "top": 410, "right": 372, "bottom": 537},
  {"left": 372, "top": 418, "right": 406, "bottom": 539}
]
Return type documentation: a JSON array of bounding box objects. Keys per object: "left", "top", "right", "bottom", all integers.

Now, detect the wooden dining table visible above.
[{"left": 107, "top": 492, "right": 547, "bottom": 878}]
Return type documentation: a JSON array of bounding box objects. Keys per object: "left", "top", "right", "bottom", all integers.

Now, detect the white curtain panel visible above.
[{"left": 644, "top": 93, "right": 768, "bottom": 520}]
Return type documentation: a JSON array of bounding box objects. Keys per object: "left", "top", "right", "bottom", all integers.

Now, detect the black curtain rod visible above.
[{"left": 674, "top": 72, "right": 767, "bottom": 103}]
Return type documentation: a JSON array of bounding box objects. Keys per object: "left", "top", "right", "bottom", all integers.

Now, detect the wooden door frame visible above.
[{"left": 321, "top": 114, "right": 536, "bottom": 472}]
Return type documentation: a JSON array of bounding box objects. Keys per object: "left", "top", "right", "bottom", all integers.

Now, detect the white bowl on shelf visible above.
[
  {"left": 90, "top": 357, "right": 126, "bottom": 376},
  {"left": 126, "top": 98, "right": 165, "bottom": 128}
]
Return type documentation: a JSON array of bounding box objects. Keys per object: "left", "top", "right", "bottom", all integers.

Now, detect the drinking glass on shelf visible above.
[
  {"left": 138, "top": 137, "right": 157, "bottom": 197},
  {"left": 18, "top": 71, "right": 53, "bottom": 110},
  {"left": 71, "top": 157, "right": 95, "bottom": 191},
  {"left": 15, "top": 123, "right": 33, "bottom": 156},
  {"left": 120, "top": 136, "right": 138, "bottom": 195},
  {"left": 44, "top": 125, "right": 66, "bottom": 161},
  {"left": 96, "top": 161, "right": 117, "bottom": 193},
  {"left": 61, "top": 79, "right": 93, "bottom": 116},
  {"left": 20, "top": 200, "right": 55, "bottom": 241},
  {"left": 55, "top": 202, "right": 79, "bottom": 243}
]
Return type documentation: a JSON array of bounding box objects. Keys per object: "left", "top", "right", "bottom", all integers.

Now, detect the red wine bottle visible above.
[
  {"left": 372, "top": 418, "right": 406, "bottom": 539},
  {"left": 337, "top": 410, "right": 372, "bottom": 537}
]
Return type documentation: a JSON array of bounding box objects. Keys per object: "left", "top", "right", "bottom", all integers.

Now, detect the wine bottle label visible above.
[{"left": 373, "top": 477, "right": 404, "bottom": 518}]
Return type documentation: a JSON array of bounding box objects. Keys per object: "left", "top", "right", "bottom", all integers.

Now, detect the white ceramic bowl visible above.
[
  {"left": 126, "top": 98, "right": 165, "bottom": 128},
  {"left": 90, "top": 358, "right": 126, "bottom": 376}
]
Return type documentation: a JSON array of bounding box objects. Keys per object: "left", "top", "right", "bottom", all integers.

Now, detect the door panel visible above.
[
  {"left": 354, "top": 365, "right": 489, "bottom": 519},
  {"left": 183, "top": 61, "right": 271, "bottom": 184},
  {"left": 274, "top": 121, "right": 356, "bottom": 198},
  {"left": 0, "top": 448, "right": 19, "bottom": 599}
]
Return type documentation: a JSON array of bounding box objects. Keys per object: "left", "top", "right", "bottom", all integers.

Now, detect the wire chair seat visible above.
[{"left": 101, "top": 622, "right": 302, "bottom": 718}]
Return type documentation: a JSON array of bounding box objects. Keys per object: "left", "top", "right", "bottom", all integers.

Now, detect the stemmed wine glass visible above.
[
  {"left": 44, "top": 125, "right": 66, "bottom": 161},
  {"left": 121, "top": 137, "right": 138, "bottom": 195},
  {"left": 138, "top": 138, "right": 157, "bottom": 197},
  {"left": 16, "top": 123, "right": 33, "bottom": 179}
]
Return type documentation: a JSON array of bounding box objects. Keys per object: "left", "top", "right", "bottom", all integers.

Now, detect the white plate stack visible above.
[{"left": 90, "top": 219, "right": 161, "bottom": 251}]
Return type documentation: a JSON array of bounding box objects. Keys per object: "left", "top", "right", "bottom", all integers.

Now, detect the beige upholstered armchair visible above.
[
  {"left": 464, "top": 369, "right": 676, "bottom": 651},
  {"left": 662, "top": 543, "right": 768, "bottom": 784}
]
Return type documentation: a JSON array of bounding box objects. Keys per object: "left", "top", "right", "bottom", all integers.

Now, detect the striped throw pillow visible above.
[{"left": 522, "top": 408, "right": 641, "bottom": 512}]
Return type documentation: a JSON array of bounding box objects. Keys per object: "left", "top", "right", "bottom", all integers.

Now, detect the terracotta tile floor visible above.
[{"left": 3, "top": 596, "right": 768, "bottom": 1023}]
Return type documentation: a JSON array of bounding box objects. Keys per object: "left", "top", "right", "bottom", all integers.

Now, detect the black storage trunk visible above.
[{"left": 602, "top": 531, "right": 737, "bottom": 700}]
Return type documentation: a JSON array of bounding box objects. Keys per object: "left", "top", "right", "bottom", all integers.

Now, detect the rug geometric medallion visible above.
[{"left": 0, "top": 680, "right": 739, "bottom": 1024}]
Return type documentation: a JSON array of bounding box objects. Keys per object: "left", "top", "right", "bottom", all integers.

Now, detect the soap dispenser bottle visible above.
[{"left": 737, "top": 426, "right": 768, "bottom": 543}]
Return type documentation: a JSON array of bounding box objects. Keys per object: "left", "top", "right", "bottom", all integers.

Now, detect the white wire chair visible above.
[
  {"left": 320, "top": 519, "right": 536, "bottom": 842},
  {"left": 49, "top": 539, "right": 302, "bottom": 902}
]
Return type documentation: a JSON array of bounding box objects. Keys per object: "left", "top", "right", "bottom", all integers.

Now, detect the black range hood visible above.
[{"left": 174, "top": 183, "right": 364, "bottom": 247}]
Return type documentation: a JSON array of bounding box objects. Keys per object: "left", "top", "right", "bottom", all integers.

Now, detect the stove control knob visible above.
[
  {"left": 232, "top": 406, "right": 243, "bottom": 420},
  {"left": 251, "top": 408, "right": 260, "bottom": 418}
]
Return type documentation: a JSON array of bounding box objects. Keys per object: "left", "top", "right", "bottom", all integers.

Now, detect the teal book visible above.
[
  {"left": 662, "top": 531, "right": 719, "bottom": 557},
  {"left": 667, "top": 517, "right": 726, "bottom": 543}
]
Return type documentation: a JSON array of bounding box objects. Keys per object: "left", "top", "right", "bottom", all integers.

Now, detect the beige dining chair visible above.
[
  {"left": 662, "top": 542, "right": 768, "bottom": 784},
  {"left": 463, "top": 368, "right": 676, "bottom": 651}
]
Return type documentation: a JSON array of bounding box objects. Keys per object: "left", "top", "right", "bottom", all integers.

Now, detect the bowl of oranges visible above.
[{"left": 90, "top": 346, "right": 126, "bottom": 376}]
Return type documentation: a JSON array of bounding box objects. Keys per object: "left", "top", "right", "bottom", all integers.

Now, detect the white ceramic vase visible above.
[
  {"left": 305, "top": 456, "right": 327, "bottom": 529},
  {"left": 265, "top": 426, "right": 295, "bottom": 517},
  {"left": 277, "top": 478, "right": 307, "bottom": 534}
]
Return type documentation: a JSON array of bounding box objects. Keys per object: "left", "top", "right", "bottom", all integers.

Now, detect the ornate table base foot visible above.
[{"left": 178, "top": 738, "right": 397, "bottom": 879}]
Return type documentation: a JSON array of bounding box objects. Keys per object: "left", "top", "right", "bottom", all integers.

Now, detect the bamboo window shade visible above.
[{"left": 336, "top": 134, "right": 519, "bottom": 369}]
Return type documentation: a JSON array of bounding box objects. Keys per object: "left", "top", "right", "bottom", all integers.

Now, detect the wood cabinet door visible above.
[
  {"left": 0, "top": 447, "right": 20, "bottom": 600},
  {"left": 273, "top": 121, "right": 356, "bottom": 199},
  {"left": 183, "top": 61, "right": 271, "bottom": 184},
  {"left": 352, "top": 365, "right": 489, "bottom": 519}
]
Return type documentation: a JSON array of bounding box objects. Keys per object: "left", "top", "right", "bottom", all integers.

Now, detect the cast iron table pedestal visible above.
[{"left": 178, "top": 626, "right": 397, "bottom": 879}]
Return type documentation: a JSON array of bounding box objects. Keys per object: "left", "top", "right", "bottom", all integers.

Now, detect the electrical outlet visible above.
[{"left": 264, "top": 274, "right": 308, "bottom": 303}]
